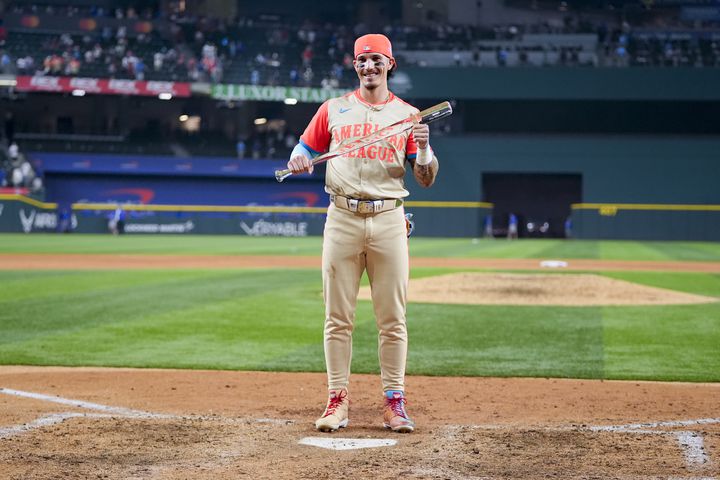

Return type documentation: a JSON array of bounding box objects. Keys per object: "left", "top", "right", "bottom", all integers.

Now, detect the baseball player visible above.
[{"left": 286, "top": 33, "right": 439, "bottom": 433}]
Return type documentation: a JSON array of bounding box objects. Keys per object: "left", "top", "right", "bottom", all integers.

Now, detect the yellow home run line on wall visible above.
[
  {"left": 0, "top": 194, "right": 58, "bottom": 209},
  {"left": 2, "top": 195, "right": 491, "bottom": 213},
  {"left": 405, "top": 201, "right": 493, "bottom": 208},
  {"left": 572, "top": 203, "right": 720, "bottom": 212},
  {"left": 71, "top": 203, "right": 329, "bottom": 214},
  {"left": 71, "top": 201, "right": 493, "bottom": 213}
]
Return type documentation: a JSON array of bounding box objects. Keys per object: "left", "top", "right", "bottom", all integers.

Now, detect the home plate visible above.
[{"left": 299, "top": 437, "right": 397, "bottom": 450}]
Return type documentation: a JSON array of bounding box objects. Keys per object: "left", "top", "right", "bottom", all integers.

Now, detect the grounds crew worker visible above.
[{"left": 286, "top": 33, "right": 439, "bottom": 433}]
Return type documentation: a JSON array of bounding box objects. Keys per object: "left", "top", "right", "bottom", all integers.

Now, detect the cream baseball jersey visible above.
[{"left": 300, "top": 89, "right": 420, "bottom": 200}]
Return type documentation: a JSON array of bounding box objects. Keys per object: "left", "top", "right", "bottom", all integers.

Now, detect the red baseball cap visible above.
[{"left": 354, "top": 34, "right": 394, "bottom": 61}]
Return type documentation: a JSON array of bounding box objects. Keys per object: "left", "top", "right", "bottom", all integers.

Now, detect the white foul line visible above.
[
  {"left": 0, "top": 386, "right": 297, "bottom": 438},
  {"left": 0, "top": 412, "right": 112, "bottom": 439},
  {"left": 0, "top": 387, "right": 172, "bottom": 418}
]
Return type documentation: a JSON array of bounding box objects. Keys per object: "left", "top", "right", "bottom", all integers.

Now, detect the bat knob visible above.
[{"left": 275, "top": 169, "right": 292, "bottom": 183}]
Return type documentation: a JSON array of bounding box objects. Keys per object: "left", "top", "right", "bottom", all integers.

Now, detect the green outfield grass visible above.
[
  {"left": 1, "top": 234, "right": 720, "bottom": 261},
  {"left": 0, "top": 235, "right": 718, "bottom": 381}
]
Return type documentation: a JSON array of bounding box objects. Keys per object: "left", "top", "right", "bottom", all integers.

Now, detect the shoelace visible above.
[
  {"left": 324, "top": 390, "right": 347, "bottom": 417},
  {"left": 386, "top": 396, "right": 409, "bottom": 419}
]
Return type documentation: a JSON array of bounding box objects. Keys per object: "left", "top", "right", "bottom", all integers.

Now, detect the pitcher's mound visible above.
[{"left": 359, "top": 273, "right": 717, "bottom": 306}]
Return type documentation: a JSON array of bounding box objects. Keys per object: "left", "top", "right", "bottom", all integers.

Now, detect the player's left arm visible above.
[{"left": 407, "top": 123, "right": 438, "bottom": 188}]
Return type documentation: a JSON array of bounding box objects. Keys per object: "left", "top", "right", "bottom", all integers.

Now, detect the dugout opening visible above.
[{"left": 482, "top": 173, "right": 582, "bottom": 238}]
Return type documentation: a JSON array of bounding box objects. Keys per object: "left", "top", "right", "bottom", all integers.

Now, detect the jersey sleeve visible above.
[
  {"left": 405, "top": 131, "right": 418, "bottom": 160},
  {"left": 299, "top": 101, "right": 331, "bottom": 154}
]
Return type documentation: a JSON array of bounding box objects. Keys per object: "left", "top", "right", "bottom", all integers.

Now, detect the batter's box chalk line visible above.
[
  {"left": 446, "top": 418, "right": 720, "bottom": 470},
  {"left": 0, "top": 387, "right": 294, "bottom": 439}
]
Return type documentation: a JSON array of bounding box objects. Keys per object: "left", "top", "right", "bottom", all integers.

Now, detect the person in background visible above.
[
  {"left": 109, "top": 205, "right": 126, "bottom": 235},
  {"left": 507, "top": 212, "right": 518, "bottom": 240},
  {"left": 564, "top": 216, "right": 572, "bottom": 239},
  {"left": 236, "top": 138, "right": 246, "bottom": 159},
  {"left": 483, "top": 214, "right": 493, "bottom": 238}
]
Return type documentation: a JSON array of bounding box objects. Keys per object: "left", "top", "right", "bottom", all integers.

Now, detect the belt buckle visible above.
[{"left": 357, "top": 201, "right": 375, "bottom": 214}]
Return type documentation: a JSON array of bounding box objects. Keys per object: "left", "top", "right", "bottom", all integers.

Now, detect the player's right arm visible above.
[{"left": 287, "top": 101, "right": 331, "bottom": 175}]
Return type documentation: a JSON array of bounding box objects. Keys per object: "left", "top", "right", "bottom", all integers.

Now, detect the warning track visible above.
[{"left": 2, "top": 253, "right": 719, "bottom": 272}]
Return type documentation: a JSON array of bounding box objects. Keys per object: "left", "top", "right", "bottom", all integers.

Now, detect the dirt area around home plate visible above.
[
  {"left": 1, "top": 254, "right": 719, "bottom": 479},
  {"left": 1, "top": 368, "right": 719, "bottom": 479}
]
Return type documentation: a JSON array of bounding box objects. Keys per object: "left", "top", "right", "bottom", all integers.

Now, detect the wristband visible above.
[
  {"left": 290, "top": 142, "right": 316, "bottom": 161},
  {"left": 415, "top": 145, "right": 433, "bottom": 166}
]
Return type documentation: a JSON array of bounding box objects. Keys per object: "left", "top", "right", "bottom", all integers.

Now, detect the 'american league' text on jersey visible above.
[{"left": 300, "top": 90, "right": 419, "bottom": 200}]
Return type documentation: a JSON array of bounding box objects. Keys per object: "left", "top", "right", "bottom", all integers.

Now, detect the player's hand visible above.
[
  {"left": 412, "top": 123, "right": 429, "bottom": 150},
  {"left": 287, "top": 154, "right": 314, "bottom": 175}
]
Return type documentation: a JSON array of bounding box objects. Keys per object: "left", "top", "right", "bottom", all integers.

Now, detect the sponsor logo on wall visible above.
[
  {"left": 240, "top": 220, "right": 308, "bottom": 237},
  {"left": 0, "top": 204, "right": 4, "bottom": 217},
  {"left": 19, "top": 209, "right": 55, "bottom": 233},
  {"left": 18, "top": 209, "right": 78, "bottom": 233},
  {"left": 124, "top": 221, "right": 195, "bottom": 234}
]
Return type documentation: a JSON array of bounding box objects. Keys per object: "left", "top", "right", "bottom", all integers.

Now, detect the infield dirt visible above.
[{"left": 1, "top": 367, "right": 719, "bottom": 479}]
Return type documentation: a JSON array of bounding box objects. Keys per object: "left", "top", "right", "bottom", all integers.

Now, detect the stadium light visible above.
[
  {"left": 158, "top": 93, "right": 173, "bottom": 100},
  {"left": 254, "top": 117, "right": 268, "bottom": 125},
  {"left": 179, "top": 114, "right": 189, "bottom": 122},
  {"left": 72, "top": 89, "right": 86, "bottom": 97},
  {"left": 284, "top": 98, "right": 298, "bottom": 105}
]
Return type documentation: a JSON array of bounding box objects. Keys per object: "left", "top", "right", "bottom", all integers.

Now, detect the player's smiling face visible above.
[{"left": 354, "top": 53, "right": 393, "bottom": 89}]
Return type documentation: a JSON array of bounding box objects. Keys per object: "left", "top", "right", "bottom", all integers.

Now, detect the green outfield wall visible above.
[
  {"left": 0, "top": 195, "right": 492, "bottom": 238},
  {"left": 0, "top": 195, "right": 60, "bottom": 233},
  {"left": 3, "top": 133, "right": 718, "bottom": 239},
  {"left": 405, "top": 135, "right": 720, "bottom": 240}
]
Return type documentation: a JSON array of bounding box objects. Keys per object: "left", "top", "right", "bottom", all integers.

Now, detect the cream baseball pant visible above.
[{"left": 322, "top": 202, "right": 409, "bottom": 392}]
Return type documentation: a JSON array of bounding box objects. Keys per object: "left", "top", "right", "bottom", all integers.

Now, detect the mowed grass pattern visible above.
[{"left": 0, "top": 235, "right": 718, "bottom": 381}]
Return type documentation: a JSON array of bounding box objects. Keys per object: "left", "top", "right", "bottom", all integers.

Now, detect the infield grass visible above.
[{"left": 0, "top": 235, "right": 718, "bottom": 381}]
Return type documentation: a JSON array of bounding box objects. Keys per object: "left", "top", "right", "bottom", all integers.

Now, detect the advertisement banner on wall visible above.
[
  {"left": 212, "top": 84, "right": 349, "bottom": 103},
  {"left": 15, "top": 76, "right": 191, "bottom": 97},
  {"left": 0, "top": 200, "right": 75, "bottom": 233},
  {"left": 71, "top": 211, "right": 327, "bottom": 236},
  {"left": 4, "top": 12, "right": 157, "bottom": 36}
]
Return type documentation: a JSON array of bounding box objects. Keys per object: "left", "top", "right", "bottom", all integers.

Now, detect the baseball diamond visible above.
[{"left": 0, "top": 235, "right": 719, "bottom": 478}]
